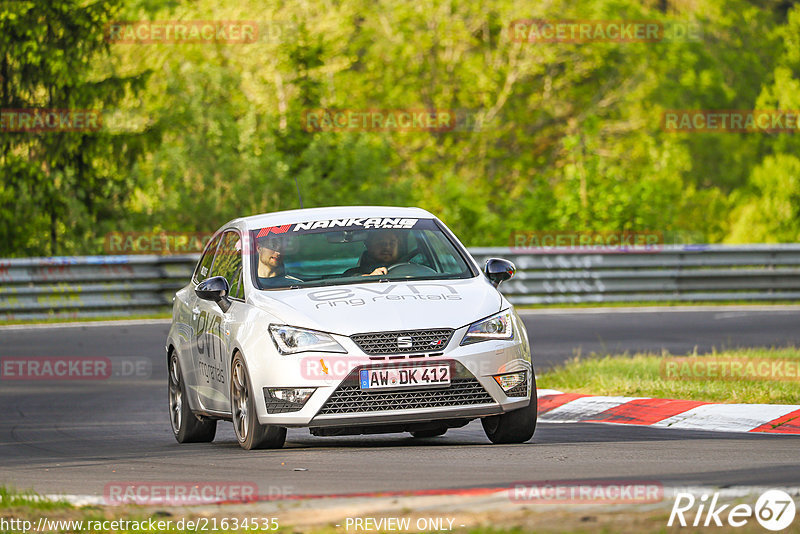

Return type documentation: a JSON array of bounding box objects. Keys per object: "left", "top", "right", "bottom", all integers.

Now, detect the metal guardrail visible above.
[
  {"left": 0, "top": 255, "right": 198, "bottom": 321},
  {"left": 469, "top": 244, "right": 800, "bottom": 305},
  {"left": 2, "top": 245, "right": 800, "bottom": 320}
]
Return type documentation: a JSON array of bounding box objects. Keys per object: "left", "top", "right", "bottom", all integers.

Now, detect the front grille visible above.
[
  {"left": 367, "top": 351, "right": 444, "bottom": 362},
  {"left": 351, "top": 329, "right": 454, "bottom": 355},
  {"left": 317, "top": 377, "right": 494, "bottom": 415}
]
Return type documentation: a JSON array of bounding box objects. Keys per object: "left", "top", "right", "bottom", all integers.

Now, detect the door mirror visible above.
[
  {"left": 195, "top": 276, "right": 232, "bottom": 312},
  {"left": 484, "top": 258, "right": 516, "bottom": 288}
]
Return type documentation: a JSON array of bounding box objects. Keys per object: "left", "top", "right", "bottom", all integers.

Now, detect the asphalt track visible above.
[{"left": 0, "top": 307, "right": 798, "bottom": 498}]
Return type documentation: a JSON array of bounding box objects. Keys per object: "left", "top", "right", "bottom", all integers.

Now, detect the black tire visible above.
[
  {"left": 410, "top": 427, "right": 448, "bottom": 438},
  {"left": 231, "top": 353, "right": 286, "bottom": 450},
  {"left": 168, "top": 352, "right": 217, "bottom": 443},
  {"left": 481, "top": 373, "right": 537, "bottom": 444}
]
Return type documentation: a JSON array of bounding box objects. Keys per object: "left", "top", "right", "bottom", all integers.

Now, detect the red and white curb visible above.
[{"left": 536, "top": 390, "right": 800, "bottom": 434}]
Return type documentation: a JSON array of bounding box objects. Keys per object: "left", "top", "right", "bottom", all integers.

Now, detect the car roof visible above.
[{"left": 231, "top": 206, "right": 436, "bottom": 231}]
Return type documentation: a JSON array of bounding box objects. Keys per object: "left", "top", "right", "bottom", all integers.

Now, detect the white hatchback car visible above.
[{"left": 166, "top": 206, "right": 536, "bottom": 449}]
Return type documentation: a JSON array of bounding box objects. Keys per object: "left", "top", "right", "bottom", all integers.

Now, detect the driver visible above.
[{"left": 343, "top": 230, "right": 402, "bottom": 276}]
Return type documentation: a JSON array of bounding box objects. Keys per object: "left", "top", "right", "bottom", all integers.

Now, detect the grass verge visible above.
[
  {"left": 537, "top": 347, "right": 800, "bottom": 404},
  {"left": 0, "top": 486, "right": 71, "bottom": 512},
  {"left": 0, "top": 485, "right": 780, "bottom": 534}
]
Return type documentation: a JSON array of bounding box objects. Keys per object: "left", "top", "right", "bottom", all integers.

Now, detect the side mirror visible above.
[
  {"left": 484, "top": 258, "right": 516, "bottom": 288},
  {"left": 195, "top": 276, "right": 232, "bottom": 313}
]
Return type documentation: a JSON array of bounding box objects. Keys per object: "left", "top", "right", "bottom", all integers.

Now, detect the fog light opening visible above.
[
  {"left": 267, "top": 387, "right": 316, "bottom": 406},
  {"left": 493, "top": 371, "right": 527, "bottom": 393}
]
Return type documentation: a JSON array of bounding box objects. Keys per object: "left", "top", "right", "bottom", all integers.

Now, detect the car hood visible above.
[{"left": 247, "top": 277, "right": 502, "bottom": 335}]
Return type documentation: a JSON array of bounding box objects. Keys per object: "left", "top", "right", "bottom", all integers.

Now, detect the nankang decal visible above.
[
  {"left": 293, "top": 217, "right": 419, "bottom": 231},
  {"left": 254, "top": 218, "right": 432, "bottom": 237},
  {"left": 256, "top": 225, "right": 291, "bottom": 237}
]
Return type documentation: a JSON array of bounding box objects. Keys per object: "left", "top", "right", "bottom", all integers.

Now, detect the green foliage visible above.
[
  {"left": 727, "top": 153, "right": 800, "bottom": 242},
  {"left": 0, "top": 0, "right": 157, "bottom": 256},
  {"left": 727, "top": 5, "right": 800, "bottom": 242},
  {"left": 0, "top": 486, "right": 72, "bottom": 511},
  {"left": 2, "top": 0, "right": 799, "bottom": 256}
]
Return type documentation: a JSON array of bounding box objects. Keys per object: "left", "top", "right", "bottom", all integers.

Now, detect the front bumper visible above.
[{"left": 250, "top": 325, "right": 532, "bottom": 427}]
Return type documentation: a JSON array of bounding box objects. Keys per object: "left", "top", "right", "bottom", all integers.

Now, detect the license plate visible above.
[{"left": 359, "top": 365, "right": 450, "bottom": 390}]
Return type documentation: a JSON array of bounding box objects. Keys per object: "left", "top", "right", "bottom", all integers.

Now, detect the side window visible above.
[
  {"left": 211, "top": 230, "right": 244, "bottom": 299},
  {"left": 194, "top": 233, "right": 222, "bottom": 283},
  {"left": 230, "top": 262, "right": 244, "bottom": 300}
]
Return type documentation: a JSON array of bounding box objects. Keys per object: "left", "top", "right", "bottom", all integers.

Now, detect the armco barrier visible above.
[
  {"left": 1, "top": 245, "right": 800, "bottom": 320},
  {"left": 0, "top": 255, "right": 198, "bottom": 321},
  {"left": 470, "top": 244, "right": 800, "bottom": 304}
]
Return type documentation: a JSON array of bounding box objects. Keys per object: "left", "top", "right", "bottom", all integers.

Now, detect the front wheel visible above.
[
  {"left": 481, "top": 373, "right": 537, "bottom": 444},
  {"left": 168, "top": 352, "right": 216, "bottom": 443},
  {"left": 231, "top": 353, "right": 286, "bottom": 450}
]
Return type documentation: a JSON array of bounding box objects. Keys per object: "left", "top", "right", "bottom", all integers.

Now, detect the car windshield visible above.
[{"left": 250, "top": 218, "right": 474, "bottom": 290}]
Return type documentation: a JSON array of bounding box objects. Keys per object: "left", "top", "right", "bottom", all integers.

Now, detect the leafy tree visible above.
[
  {"left": 0, "top": 0, "right": 156, "bottom": 256},
  {"left": 2, "top": 0, "right": 798, "bottom": 255},
  {"left": 726, "top": 4, "right": 800, "bottom": 242},
  {"left": 727, "top": 154, "right": 800, "bottom": 242}
]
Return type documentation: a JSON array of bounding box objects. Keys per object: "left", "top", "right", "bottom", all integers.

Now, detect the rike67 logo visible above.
[{"left": 669, "top": 490, "right": 796, "bottom": 531}]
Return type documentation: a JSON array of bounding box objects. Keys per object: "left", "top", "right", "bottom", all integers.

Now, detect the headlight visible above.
[
  {"left": 269, "top": 325, "right": 346, "bottom": 355},
  {"left": 460, "top": 310, "right": 514, "bottom": 345}
]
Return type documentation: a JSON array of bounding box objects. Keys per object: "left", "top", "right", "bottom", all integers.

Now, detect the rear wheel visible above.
[
  {"left": 231, "top": 353, "right": 286, "bottom": 450},
  {"left": 168, "top": 352, "right": 216, "bottom": 443},
  {"left": 482, "top": 373, "right": 537, "bottom": 444}
]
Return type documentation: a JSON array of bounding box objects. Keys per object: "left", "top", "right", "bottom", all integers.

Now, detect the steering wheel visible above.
[
  {"left": 397, "top": 247, "right": 421, "bottom": 263},
  {"left": 386, "top": 262, "right": 437, "bottom": 276}
]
